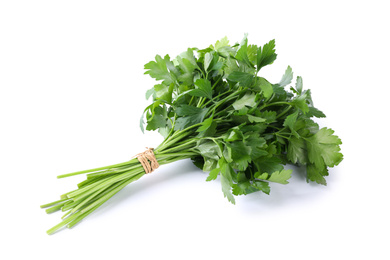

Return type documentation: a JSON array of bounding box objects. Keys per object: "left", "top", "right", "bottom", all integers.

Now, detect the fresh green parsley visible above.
[{"left": 41, "top": 35, "right": 343, "bottom": 234}]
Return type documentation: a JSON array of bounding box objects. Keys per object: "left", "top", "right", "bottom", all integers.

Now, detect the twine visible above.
[{"left": 135, "top": 147, "right": 159, "bottom": 174}]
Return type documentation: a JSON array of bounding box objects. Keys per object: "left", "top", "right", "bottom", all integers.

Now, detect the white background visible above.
[{"left": 1, "top": 0, "right": 389, "bottom": 259}]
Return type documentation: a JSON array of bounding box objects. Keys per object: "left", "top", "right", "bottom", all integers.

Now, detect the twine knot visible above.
[{"left": 136, "top": 147, "right": 159, "bottom": 174}]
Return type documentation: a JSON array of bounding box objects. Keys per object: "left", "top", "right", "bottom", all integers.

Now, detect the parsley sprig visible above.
[{"left": 41, "top": 35, "right": 343, "bottom": 234}]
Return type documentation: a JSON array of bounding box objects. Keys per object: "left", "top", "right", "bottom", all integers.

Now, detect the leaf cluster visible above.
[{"left": 142, "top": 35, "right": 343, "bottom": 204}]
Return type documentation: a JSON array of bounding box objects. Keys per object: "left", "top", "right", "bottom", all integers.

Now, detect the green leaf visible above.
[
  {"left": 232, "top": 181, "right": 249, "bottom": 196},
  {"left": 154, "top": 84, "right": 173, "bottom": 104},
  {"left": 267, "top": 169, "right": 292, "bottom": 184},
  {"left": 215, "top": 36, "right": 229, "bottom": 50},
  {"left": 292, "top": 93, "right": 309, "bottom": 113},
  {"left": 252, "top": 181, "right": 270, "bottom": 195},
  {"left": 140, "top": 103, "right": 154, "bottom": 133},
  {"left": 232, "top": 173, "right": 266, "bottom": 196},
  {"left": 144, "top": 55, "right": 176, "bottom": 85},
  {"left": 145, "top": 87, "right": 155, "bottom": 100},
  {"left": 204, "top": 52, "right": 213, "bottom": 72},
  {"left": 297, "top": 118, "right": 320, "bottom": 137},
  {"left": 256, "top": 39, "right": 277, "bottom": 71},
  {"left": 146, "top": 113, "right": 166, "bottom": 131},
  {"left": 178, "top": 48, "right": 197, "bottom": 66},
  {"left": 221, "top": 174, "right": 235, "bottom": 204},
  {"left": 226, "top": 141, "right": 252, "bottom": 170},
  {"left": 234, "top": 107, "right": 249, "bottom": 116},
  {"left": 197, "top": 120, "right": 217, "bottom": 137},
  {"left": 206, "top": 168, "right": 220, "bottom": 181},
  {"left": 203, "top": 158, "right": 218, "bottom": 172},
  {"left": 258, "top": 110, "right": 277, "bottom": 123},
  {"left": 175, "top": 104, "right": 201, "bottom": 116},
  {"left": 244, "top": 134, "right": 268, "bottom": 159},
  {"left": 197, "top": 117, "right": 214, "bottom": 132},
  {"left": 279, "top": 66, "right": 293, "bottom": 87},
  {"left": 287, "top": 136, "right": 307, "bottom": 164},
  {"left": 223, "top": 55, "right": 239, "bottom": 76},
  {"left": 158, "top": 125, "right": 171, "bottom": 139},
  {"left": 295, "top": 76, "right": 303, "bottom": 94},
  {"left": 283, "top": 110, "right": 299, "bottom": 137},
  {"left": 307, "top": 106, "right": 326, "bottom": 118},
  {"left": 197, "top": 140, "right": 222, "bottom": 160},
  {"left": 189, "top": 79, "right": 213, "bottom": 99},
  {"left": 191, "top": 156, "right": 204, "bottom": 170},
  {"left": 232, "top": 172, "right": 250, "bottom": 195},
  {"left": 235, "top": 34, "right": 253, "bottom": 68},
  {"left": 254, "top": 156, "right": 284, "bottom": 176},
  {"left": 306, "top": 163, "right": 328, "bottom": 185},
  {"left": 247, "top": 115, "right": 266, "bottom": 123},
  {"left": 174, "top": 105, "right": 209, "bottom": 130},
  {"left": 219, "top": 158, "right": 236, "bottom": 204},
  {"left": 247, "top": 44, "right": 258, "bottom": 65},
  {"left": 306, "top": 127, "right": 343, "bottom": 170},
  {"left": 139, "top": 113, "right": 145, "bottom": 133},
  {"left": 224, "top": 128, "right": 242, "bottom": 142},
  {"left": 176, "top": 56, "right": 196, "bottom": 85},
  {"left": 255, "top": 77, "right": 273, "bottom": 98},
  {"left": 272, "top": 84, "right": 288, "bottom": 100},
  {"left": 232, "top": 92, "right": 257, "bottom": 110},
  {"left": 227, "top": 71, "right": 254, "bottom": 88}
]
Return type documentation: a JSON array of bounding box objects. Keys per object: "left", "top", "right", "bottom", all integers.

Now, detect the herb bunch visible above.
[{"left": 41, "top": 35, "right": 343, "bottom": 234}]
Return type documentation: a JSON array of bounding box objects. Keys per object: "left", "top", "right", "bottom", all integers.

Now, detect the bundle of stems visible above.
[
  {"left": 41, "top": 93, "right": 239, "bottom": 235},
  {"left": 40, "top": 125, "right": 201, "bottom": 235}
]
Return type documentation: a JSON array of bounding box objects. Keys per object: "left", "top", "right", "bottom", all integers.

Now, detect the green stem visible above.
[
  {"left": 40, "top": 198, "right": 69, "bottom": 209},
  {"left": 211, "top": 76, "right": 222, "bottom": 90},
  {"left": 155, "top": 152, "right": 198, "bottom": 158},
  {"left": 276, "top": 106, "right": 293, "bottom": 119},
  {"left": 57, "top": 160, "right": 137, "bottom": 179},
  {"left": 260, "top": 101, "right": 291, "bottom": 110},
  {"left": 158, "top": 139, "right": 197, "bottom": 154},
  {"left": 202, "top": 89, "right": 232, "bottom": 108},
  {"left": 207, "top": 89, "right": 245, "bottom": 117}
]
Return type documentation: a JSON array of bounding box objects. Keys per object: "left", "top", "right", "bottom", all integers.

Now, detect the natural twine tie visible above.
[{"left": 135, "top": 147, "right": 159, "bottom": 174}]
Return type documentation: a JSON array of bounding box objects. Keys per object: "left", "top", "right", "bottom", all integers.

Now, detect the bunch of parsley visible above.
[{"left": 41, "top": 35, "right": 343, "bottom": 234}]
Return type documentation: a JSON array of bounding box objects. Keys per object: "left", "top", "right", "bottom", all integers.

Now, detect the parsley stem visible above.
[
  {"left": 155, "top": 152, "right": 198, "bottom": 158},
  {"left": 211, "top": 76, "right": 222, "bottom": 90},
  {"left": 260, "top": 101, "right": 291, "bottom": 109},
  {"left": 45, "top": 202, "right": 68, "bottom": 214},
  {"left": 207, "top": 89, "right": 246, "bottom": 117},
  {"left": 276, "top": 106, "right": 292, "bottom": 119},
  {"left": 202, "top": 89, "right": 233, "bottom": 108},
  {"left": 40, "top": 198, "right": 69, "bottom": 209},
  {"left": 158, "top": 139, "right": 197, "bottom": 154},
  {"left": 46, "top": 211, "right": 81, "bottom": 235},
  {"left": 57, "top": 160, "right": 137, "bottom": 179},
  {"left": 274, "top": 132, "right": 291, "bottom": 139}
]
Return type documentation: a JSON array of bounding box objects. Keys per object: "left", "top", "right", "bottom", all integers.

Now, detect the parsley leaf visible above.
[
  {"left": 232, "top": 92, "right": 257, "bottom": 110},
  {"left": 279, "top": 66, "right": 293, "bottom": 87},
  {"left": 306, "top": 127, "right": 343, "bottom": 170},
  {"left": 189, "top": 79, "right": 213, "bottom": 99},
  {"left": 174, "top": 105, "right": 209, "bottom": 130},
  {"left": 227, "top": 71, "right": 254, "bottom": 88},
  {"left": 257, "top": 39, "right": 277, "bottom": 71},
  {"left": 144, "top": 55, "right": 177, "bottom": 85},
  {"left": 257, "top": 169, "right": 293, "bottom": 184},
  {"left": 235, "top": 34, "right": 254, "bottom": 69}
]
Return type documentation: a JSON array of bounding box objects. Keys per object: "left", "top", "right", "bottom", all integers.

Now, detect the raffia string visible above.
[{"left": 135, "top": 147, "right": 159, "bottom": 174}]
